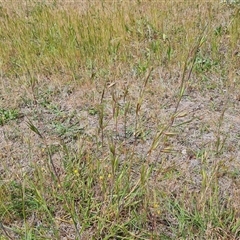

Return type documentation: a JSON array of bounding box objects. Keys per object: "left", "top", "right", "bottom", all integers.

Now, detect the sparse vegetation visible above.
[
  {"left": 0, "top": 108, "right": 19, "bottom": 125},
  {"left": 0, "top": 1, "right": 240, "bottom": 239}
]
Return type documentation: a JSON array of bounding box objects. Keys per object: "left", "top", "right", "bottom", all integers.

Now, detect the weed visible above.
[{"left": 0, "top": 108, "right": 19, "bottom": 125}]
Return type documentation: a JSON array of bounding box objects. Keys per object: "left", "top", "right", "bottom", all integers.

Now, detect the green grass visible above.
[{"left": 0, "top": 0, "right": 240, "bottom": 239}]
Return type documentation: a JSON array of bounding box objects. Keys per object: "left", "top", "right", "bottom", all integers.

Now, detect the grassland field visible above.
[{"left": 0, "top": 1, "right": 240, "bottom": 239}]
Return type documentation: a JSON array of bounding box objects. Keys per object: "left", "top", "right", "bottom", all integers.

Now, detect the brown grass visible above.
[{"left": 0, "top": 0, "right": 240, "bottom": 239}]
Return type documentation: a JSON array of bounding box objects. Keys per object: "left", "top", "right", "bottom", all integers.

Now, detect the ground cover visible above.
[{"left": 0, "top": 1, "right": 240, "bottom": 239}]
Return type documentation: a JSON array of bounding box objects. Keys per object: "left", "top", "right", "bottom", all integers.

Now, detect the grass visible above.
[{"left": 0, "top": 0, "right": 240, "bottom": 239}]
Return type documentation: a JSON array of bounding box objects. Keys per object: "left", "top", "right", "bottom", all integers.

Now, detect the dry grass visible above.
[{"left": 0, "top": 1, "right": 240, "bottom": 239}]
